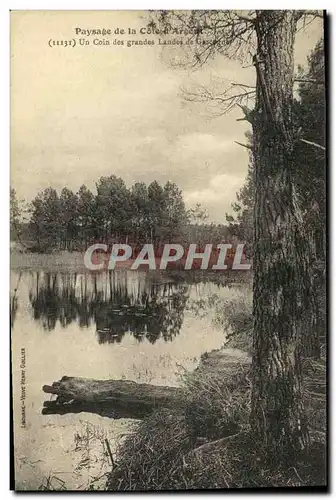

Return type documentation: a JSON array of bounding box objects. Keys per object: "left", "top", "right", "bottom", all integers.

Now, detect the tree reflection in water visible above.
[
  {"left": 10, "top": 272, "right": 22, "bottom": 329},
  {"left": 28, "top": 271, "right": 189, "bottom": 344}
]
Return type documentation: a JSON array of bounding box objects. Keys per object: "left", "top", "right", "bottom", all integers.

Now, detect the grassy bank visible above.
[{"left": 106, "top": 290, "right": 326, "bottom": 491}]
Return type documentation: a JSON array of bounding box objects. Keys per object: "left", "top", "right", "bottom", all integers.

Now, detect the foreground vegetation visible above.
[
  {"left": 106, "top": 287, "right": 326, "bottom": 491},
  {"left": 11, "top": 179, "right": 231, "bottom": 253},
  {"left": 10, "top": 13, "right": 326, "bottom": 489}
]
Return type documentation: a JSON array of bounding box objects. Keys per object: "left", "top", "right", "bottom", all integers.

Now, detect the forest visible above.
[{"left": 104, "top": 11, "right": 327, "bottom": 490}]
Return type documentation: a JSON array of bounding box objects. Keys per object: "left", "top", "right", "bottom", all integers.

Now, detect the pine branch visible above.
[{"left": 299, "top": 138, "right": 325, "bottom": 151}]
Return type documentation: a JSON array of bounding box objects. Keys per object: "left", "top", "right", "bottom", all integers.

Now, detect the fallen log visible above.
[{"left": 42, "top": 376, "right": 185, "bottom": 419}]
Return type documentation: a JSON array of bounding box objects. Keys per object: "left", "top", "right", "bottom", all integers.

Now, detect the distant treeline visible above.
[
  {"left": 11, "top": 177, "right": 233, "bottom": 252},
  {"left": 27, "top": 272, "right": 189, "bottom": 342}
]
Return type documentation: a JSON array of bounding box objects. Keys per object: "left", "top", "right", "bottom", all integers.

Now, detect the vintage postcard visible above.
[{"left": 10, "top": 10, "right": 327, "bottom": 491}]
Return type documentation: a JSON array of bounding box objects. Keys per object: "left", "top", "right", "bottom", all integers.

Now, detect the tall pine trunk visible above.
[{"left": 250, "top": 11, "right": 313, "bottom": 457}]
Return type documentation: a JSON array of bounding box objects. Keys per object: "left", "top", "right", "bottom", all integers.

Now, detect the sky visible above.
[{"left": 11, "top": 11, "right": 324, "bottom": 223}]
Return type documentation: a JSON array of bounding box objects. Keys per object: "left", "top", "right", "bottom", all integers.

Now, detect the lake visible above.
[{"left": 11, "top": 268, "right": 239, "bottom": 490}]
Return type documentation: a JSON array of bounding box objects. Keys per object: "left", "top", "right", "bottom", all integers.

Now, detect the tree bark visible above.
[
  {"left": 250, "top": 10, "right": 312, "bottom": 458},
  {"left": 42, "top": 376, "right": 185, "bottom": 419}
]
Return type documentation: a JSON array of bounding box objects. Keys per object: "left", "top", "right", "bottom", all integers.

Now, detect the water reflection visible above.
[{"left": 28, "top": 272, "right": 189, "bottom": 344}]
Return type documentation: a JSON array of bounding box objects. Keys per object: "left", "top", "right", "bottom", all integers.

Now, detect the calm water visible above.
[{"left": 11, "top": 269, "right": 235, "bottom": 490}]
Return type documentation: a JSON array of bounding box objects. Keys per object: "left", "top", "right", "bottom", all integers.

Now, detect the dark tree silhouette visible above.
[{"left": 28, "top": 271, "right": 189, "bottom": 344}]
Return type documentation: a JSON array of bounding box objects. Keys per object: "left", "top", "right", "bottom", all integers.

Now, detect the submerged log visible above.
[{"left": 42, "top": 376, "right": 185, "bottom": 419}]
